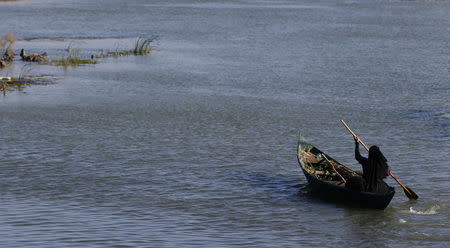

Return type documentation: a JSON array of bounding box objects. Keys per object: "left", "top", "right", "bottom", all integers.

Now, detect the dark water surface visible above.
[{"left": 0, "top": 0, "right": 449, "bottom": 247}]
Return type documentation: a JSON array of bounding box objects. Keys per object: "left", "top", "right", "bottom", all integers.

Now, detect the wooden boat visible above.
[{"left": 297, "top": 136, "right": 395, "bottom": 209}]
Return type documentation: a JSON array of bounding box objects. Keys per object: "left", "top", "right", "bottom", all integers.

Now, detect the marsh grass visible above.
[
  {"left": 99, "top": 38, "right": 154, "bottom": 58},
  {"left": 133, "top": 38, "right": 153, "bottom": 55},
  {"left": 46, "top": 44, "right": 97, "bottom": 67},
  {"left": 43, "top": 37, "right": 154, "bottom": 67},
  {"left": 0, "top": 32, "right": 16, "bottom": 56}
]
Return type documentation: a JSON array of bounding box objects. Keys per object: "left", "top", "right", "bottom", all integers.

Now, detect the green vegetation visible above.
[
  {"left": 46, "top": 37, "right": 154, "bottom": 67},
  {"left": 1, "top": 75, "right": 56, "bottom": 94},
  {"left": 133, "top": 38, "right": 153, "bottom": 55},
  {"left": 1, "top": 66, "right": 56, "bottom": 94},
  {"left": 47, "top": 45, "right": 97, "bottom": 67},
  {"left": 1, "top": 78, "right": 26, "bottom": 94},
  {"left": 98, "top": 38, "right": 154, "bottom": 58},
  {"left": 1, "top": 36, "right": 154, "bottom": 94}
]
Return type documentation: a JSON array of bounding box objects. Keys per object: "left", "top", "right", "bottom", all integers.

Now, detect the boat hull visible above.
[{"left": 297, "top": 137, "right": 395, "bottom": 209}]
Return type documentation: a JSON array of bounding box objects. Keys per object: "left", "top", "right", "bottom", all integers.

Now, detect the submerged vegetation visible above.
[{"left": 1, "top": 66, "right": 57, "bottom": 95}]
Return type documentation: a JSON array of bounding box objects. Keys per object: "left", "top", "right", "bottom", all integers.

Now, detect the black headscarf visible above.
[{"left": 365, "top": 146, "right": 389, "bottom": 191}]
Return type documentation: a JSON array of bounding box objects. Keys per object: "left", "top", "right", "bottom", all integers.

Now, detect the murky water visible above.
[{"left": 0, "top": 0, "right": 449, "bottom": 247}]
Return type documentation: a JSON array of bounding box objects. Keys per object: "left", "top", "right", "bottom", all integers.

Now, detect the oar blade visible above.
[{"left": 403, "top": 186, "right": 419, "bottom": 200}]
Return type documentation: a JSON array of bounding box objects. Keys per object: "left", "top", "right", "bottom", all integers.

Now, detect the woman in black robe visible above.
[{"left": 354, "top": 136, "right": 392, "bottom": 193}]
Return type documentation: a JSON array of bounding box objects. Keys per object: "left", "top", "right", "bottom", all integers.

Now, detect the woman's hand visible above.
[{"left": 354, "top": 136, "right": 360, "bottom": 143}]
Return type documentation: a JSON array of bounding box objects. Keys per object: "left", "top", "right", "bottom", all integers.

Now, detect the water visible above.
[{"left": 0, "top": 0, "right": 449, "bottom": 247}]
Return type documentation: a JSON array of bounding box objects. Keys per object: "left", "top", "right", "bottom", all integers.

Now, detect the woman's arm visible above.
[{"left": 354, "top": 137, "right": 367, "bottom": 165}]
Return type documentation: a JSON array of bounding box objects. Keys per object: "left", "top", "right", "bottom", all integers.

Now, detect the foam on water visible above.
[{"left": 408, "top": 205, "right": 440, "bottom": 215}]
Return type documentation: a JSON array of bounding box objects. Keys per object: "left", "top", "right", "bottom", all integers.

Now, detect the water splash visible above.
[{"left": 409, "top": 205, "right": 440, "bottom": 215}]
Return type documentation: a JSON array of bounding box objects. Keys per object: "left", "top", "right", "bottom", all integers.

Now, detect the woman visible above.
[{"left": 354, "top": 136, "right": 392, "bottom": 193}]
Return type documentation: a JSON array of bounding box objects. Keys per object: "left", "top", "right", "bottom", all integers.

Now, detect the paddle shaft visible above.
[
  {"left": 341, "top": 120, "right": 370, "bottom": 151},
  {"left": 340, "top": 120, "right": 415, "bottom": 198}
]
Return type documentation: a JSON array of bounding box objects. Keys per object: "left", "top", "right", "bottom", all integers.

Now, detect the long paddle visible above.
[{"left": 341, "top": 120, "right": 419, "bottom": 200}]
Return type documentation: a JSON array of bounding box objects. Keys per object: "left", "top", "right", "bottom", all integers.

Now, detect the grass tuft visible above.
[
  {"left": 47, "top": 45, "right": 97, "bottom": 67},
  {"left": 99, "top": 37, "right": 154, "bottom": 58},
  {"left": 133, "top": 38, "right": 153, "bottom": 55}
]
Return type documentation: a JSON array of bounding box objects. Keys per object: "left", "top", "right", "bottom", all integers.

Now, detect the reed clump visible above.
[
  {"left": 47, "top": 45, "right": 97, "bottom": 67},
  {"left": 18, "top": 37, "right": 154, "bottom": 68},
  {"left": 99, "top": 38, "right": 154, "bottom": 58},
  {"left": 133, "top": 38, "right": 153, "bottom": 55}
]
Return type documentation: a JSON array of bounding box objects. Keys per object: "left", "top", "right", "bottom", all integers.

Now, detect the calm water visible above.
[{"left": 0, "top": 0, "right": 449, "bottom": 247}]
